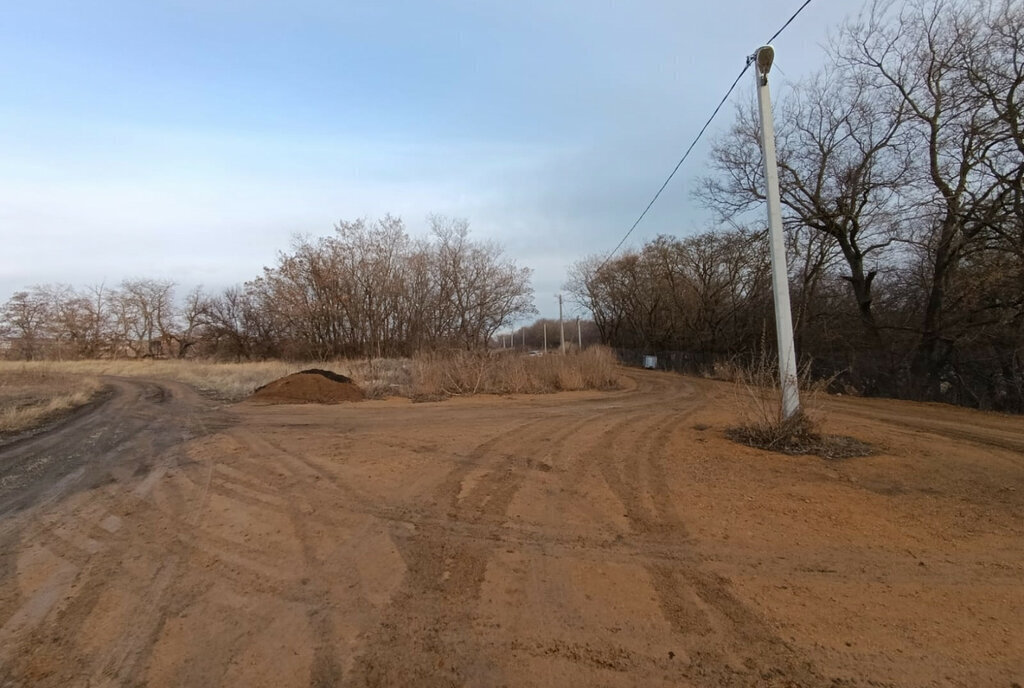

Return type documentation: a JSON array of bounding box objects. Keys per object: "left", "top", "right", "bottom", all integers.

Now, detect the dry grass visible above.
[
  {"left": 723, "top": 352, "right": 872, "bottom": 460},
  {"left": 0, "top": 348, "right": 622, "bottom": 408},
  {"left": 0, "top": 360, "right": 332, "bottom": 402},
  {"left": 411, "top": 346, "right": 621, "bottom": 400},
  {"left": 0, "top": 359, "right": 387, "bottom": 404},
  {"left": 0, "top": 365, "right": 106, "bottom": 437},
  {"left": 347, "top": 358, "right": 414, "bottom": 399}
]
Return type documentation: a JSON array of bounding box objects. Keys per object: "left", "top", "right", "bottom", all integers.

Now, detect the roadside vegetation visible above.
[
  {"left": 412, "top": 346, "right": 620, "bottom": 399},
  {"left": 0, "top": 366, "right": 105, "bottom": 438},
  {"left": 718, "top": 352, "right": 873, "bottom": 459},
  {"left": 0, "top": 347, "right": 622, "bottom": 413},
  {"left": 569, "top": 0, "right": 1024, "bottom": 413}
]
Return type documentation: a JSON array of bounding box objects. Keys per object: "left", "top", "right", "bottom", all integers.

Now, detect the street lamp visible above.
[{"left": 754, "top": 45, "right": 801, "bottom": 420}]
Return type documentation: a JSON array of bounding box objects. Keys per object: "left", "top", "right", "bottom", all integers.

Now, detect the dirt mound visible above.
[{"left": 249, "top": 369, "right": 364, "bottom": 404}]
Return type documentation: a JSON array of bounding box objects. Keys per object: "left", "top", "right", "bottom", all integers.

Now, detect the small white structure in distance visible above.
[{"left": 643, "top": 355, "right": 657, "bottom": 370}]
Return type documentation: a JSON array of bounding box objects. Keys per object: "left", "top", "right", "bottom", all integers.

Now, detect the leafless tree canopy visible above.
[
  {"left": 574, "top": 0, "right": 1024, "bottom": 411},
  {"left": 1, "top": 216, "right": 536, "bottom": 361}
]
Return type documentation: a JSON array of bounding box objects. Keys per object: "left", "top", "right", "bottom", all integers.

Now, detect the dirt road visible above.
[{"left": 0, "top": 371, "right": 1021, "bottom": 687}]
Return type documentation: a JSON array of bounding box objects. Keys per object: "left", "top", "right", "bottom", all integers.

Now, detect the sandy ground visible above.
[{"left": 0, "top": 370, "right": 1021, "bottom": 687}]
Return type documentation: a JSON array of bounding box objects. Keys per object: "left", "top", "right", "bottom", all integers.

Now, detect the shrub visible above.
[{"left": 726, "top": 351, "right": 871, "bottom": 459}]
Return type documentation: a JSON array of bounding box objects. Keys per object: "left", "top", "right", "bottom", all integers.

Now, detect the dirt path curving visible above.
[{"left": 0, "top": 371, "right": 1021, "bottom": 687}]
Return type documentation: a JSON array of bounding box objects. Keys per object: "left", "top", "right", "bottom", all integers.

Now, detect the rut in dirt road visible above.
[
  {"left": 345, "top": 374, "right": 824, "bottom": 688},
  {"left": 346, "top": 412, "right": 597, "bottom": 687},
  {"left": 0, "top": 377, "right": 230, "bottom": 518},
  {"left": 0, "top": 370, "right": 830, "bottom": 687},
  {"left": 0, "top": 378, "right": 233, "bottom": 687}
]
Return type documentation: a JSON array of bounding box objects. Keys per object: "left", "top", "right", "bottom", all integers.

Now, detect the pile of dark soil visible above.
[{"left": 249, "top": 369, "right": 364, "bottom": 404}]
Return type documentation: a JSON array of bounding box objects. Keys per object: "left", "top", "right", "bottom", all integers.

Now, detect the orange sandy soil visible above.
[{"left": 0, "top": 370, "right": 1021, "bottom": 687}]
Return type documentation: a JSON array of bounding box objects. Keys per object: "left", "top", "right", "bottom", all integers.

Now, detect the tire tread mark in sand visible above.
[
  {"left": 0, "top": 378, "right": 232, "bottom": 687},
  {"left": 218, "top": 429, "right": 697, "bottom": 569},
  {"left": 345, "top": 374, "right": 700, "bottom": 685},
  {"left": 593, "top": 401, "right": 823, "bottom": 683},
  {"left": 580, "top": 383, "right": 827, "bottom": 686},
  {"left": 345, "top": 414, "right": 595, "bottom": 688},
  {"left": 589, "top": 409, "right": 719, "bottom": 641},
  {"left": 593, "top": 410, "right": 692, "bottom": 537},
  {"left": 0, "top": 489, "right": 190, "bottom": 687},
  {"left": 219, "top": 430, "right": 348, "bottom": 686},
  {"left": 202, "top": 431, "right": 700, "bottom": 575},
  {"left": 346, "top": 415, "right": 571, "bottom": 687},
  {"left": 830, "top": 400, "right": 1024, "bottom": 458},
  {"left": 289, "top": 500, "right": 345, "bottom": 688}
]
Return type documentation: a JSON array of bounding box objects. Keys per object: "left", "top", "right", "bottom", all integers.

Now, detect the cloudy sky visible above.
[{"left": 1, "top": 0, "right": 855, "bottom": 318}]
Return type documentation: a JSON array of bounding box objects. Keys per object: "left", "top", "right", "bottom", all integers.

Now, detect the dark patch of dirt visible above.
[
  {"left": 250, "top": 370, "right": 364, "bottom": 404},
  {"left": 726, "top": 418, "right": 874, "bottom": 460}
]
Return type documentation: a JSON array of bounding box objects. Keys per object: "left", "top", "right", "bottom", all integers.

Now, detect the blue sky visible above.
[{"left": 0, "top": 0, "right": 855, "bottom": 318}]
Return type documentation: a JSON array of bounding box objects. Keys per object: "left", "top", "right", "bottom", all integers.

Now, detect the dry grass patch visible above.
[
  {"left": 723, "top": 353, "right": 872, "bottom": 460},
  {"left": 0, "top": 360, "right": 362, "bottom": 402},
  {"left": 0, "top": 365, "right": 106, "bottom": 437},
  {"left": 411, "top": 346, "right": 620, "bottom": 399},
  {"left": 0, "top": 348, "right": 621, "bottom": 407},
  {"left": 725, "top": 412, "right": 873, "bottom": 460}
]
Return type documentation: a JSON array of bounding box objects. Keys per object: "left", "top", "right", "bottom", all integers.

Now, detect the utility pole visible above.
[
  {"left": 558, "top": 294, "right": 565, "bottom": 354},
  {"left": 543, "top": 321, "right": 547, "bottom": 353},
  {"left": 577, "top": 317, "right": 582, "bottom": 350},
  {"left": 754, "top": 45, "right": 800, "bottom": 419}
]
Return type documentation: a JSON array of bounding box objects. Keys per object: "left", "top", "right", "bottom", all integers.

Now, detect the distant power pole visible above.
[
  {"left": 577, "top": 317, "right": 582, "bottom": 349},
  {"left": 543, "top": 322, "right": 548, "bottom": 353},
  {"left": 558, "top": 294, "right": 566, "bottom": 354}
]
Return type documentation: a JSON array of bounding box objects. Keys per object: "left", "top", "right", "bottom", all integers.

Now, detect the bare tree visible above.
[
  {"left": 251, "top": 215, "right": 535, "bottom": 358},
  {"left": 566, "top": 229, "right": 770, "bottom": 361},
  {"left": 700, "top": 65, "right": 909, "bottom": 346},
  {"left": 841, "top": 0, "right": 1023, "bottom": 394},
  {"left": 110, "top": 279, "right": 176, "bottom": 357},
  {"left": 428, "top": 215, "right": 536, "bottom": 349},
  {"left": 0, "top": 290, "right": 50, "bottom": 360}
]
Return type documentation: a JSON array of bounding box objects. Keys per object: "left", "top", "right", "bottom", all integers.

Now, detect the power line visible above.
[
  {"left": 596, "top": 0, "right": 815, "bottom": 272},
  {"left": 768, "top": 0, "right": 813, "bottom": 45},
  {"left": 596, "top": 61, "right": 750, "bottom": 273}
]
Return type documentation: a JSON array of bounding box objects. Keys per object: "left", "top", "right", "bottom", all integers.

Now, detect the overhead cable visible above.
[{"left": 595, "top": 0, "right": 815, "bottom": 271}]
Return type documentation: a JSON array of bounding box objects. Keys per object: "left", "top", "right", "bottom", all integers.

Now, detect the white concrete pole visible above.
[
  {"left": 755, "top": 45, "right": 800, "bottom": 419},
  {"left": 543, "top": 322, "right": 547, "bottom": 353}
]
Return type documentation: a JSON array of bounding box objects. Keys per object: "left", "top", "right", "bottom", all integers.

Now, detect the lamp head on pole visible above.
[{"left": 755, "top": 45, "right": 774, "bottom": 85}]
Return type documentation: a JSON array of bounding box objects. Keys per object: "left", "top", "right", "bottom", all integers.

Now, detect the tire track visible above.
[
  {"left": 0, "top": 369, "right": 838, "bottom": 687},
  {"left": 0, "top": 377, "right": 232, "bottom": 687},
  {"left": 578, "top": 378, "right": 825, "bottom": 687},
  {"left": 344, "top": 411, "right": 597, "bottom": 687}
]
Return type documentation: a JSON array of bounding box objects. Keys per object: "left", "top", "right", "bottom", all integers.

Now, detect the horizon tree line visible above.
[{"left": 0, "top": 215, "right": 536, "bottom": 361}]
